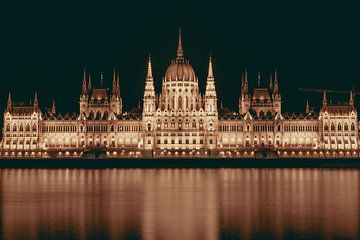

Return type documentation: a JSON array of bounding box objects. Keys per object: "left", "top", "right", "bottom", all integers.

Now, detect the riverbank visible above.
[{"left": 1, "top": 158, "right": 360, "bottom": 168}]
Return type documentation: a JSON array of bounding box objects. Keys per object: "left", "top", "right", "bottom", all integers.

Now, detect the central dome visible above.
[
  {"left": 164, "top": 29, "right": 197, "bottom": 82},
  {"left": 165, "top": 59, "right": 196, "bottom": 82}
]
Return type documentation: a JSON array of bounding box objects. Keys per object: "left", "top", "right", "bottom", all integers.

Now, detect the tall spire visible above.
[
  {"left": 349, "top": 90, "right": 354, "bottom": 106},
  {"left": 7, "top": 92, "right": 11, "bottom": 111},
  {"left": 82, "top": 69, "right": 87, "bottom": 95},
  {"left": 116, "top": 73, "right": 121, "bottom": 97},
  {"left": 51, "top": 99, "right": 56, "bottom": 115},
  {"left": 257, "top": 72, "right": 261, "bottom": 87},
  {"left": 273, "top": 69, "right": 279, "bottom": 95},
  {"left": 241, "top": 73, "right": 244, "bottom": 96},
  {"left": 176, "top": 28, "right": 184, "bottom": 60},
  {"left": 269, "top": 73, "right": 273, "bottom": 90},
  {"left": 323, "top": 91, "right": 327, "bottom": 106},
  {"left": 306, "top": 99, "right": 310, "bottom": 114},
  {"left": 88, "top": 74, "right": 92, "bottom": 92},
  {"left": 34, "top": 92, "right": 38, "bottom": 111},
  {"left": 147, "top": 54, "right": 153, "bottom": 80},
  {"left": 244, "top": 69, "right": 249, "bottom": 95},
  {"left": 207, "top": 55, "right": 214, "bottom": 80},
  {"left": 112, "top": 68, "right": 117, "bottom": 95},
  {"left": 205, "top": 55, "right": 217, "bottom": 96}
]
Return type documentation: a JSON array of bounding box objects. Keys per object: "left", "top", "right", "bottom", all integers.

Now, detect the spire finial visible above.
[
  {"left": 176, "top": 27, "right": 184, "bottom": 60},
  {"left": 306, "top": 99, "right": 310, "bottom": 114},
  {"left": 350, "top": 90, "right": 354, "bottom": 106},
  {"left": 323, "top": 91, "right": 327, "bottom": 106},
  {"left": 147, "top": 54, "right": 153, "bottom": 79},
  {"left": 112, "top": 68, "right": 117, "bottom": 95},
  {"left": 52, "top": 99, "right": 56, "bottom": 115},
  {"left": 207, "top": 54, "right": 214, "bottom": 79},
  {"left": 257, "top": 72, "right": 261, "bottom": 87},
  {"left": 34, "top": 92, "right": 38, "bottom": 111},
  {"left": 7, "top": 91, "right": 12, "bottom": 111},
  {"left": 117, "top": 73, "right": 121, "bottom": 97},
  {"left": 82, "top": 69, "right": 87, "bottom": 95},
  {"left": 83, "top": 68, "right": 86, "bottom": 83},
  {"left": 245, "top": 69, "right": 248, "bottom": 84},
  {"left": 88, "top": 74, "right": 92, "bottom": 91}
]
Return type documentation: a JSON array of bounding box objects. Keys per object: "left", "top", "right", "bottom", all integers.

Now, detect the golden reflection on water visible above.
[{"left": 0, "top": 168, "right": 359, "bottom": 240}]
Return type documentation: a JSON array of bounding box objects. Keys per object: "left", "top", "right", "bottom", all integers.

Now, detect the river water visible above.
[{"left": 0, "top": 168, "right": 359, "bottom": 240}]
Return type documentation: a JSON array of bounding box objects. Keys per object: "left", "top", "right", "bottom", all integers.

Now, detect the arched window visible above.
[
  {"left": 277, "top": 125, "right": 281, "bottom": 131},
  {"left": 80, "top": 125, "right": 83, "bottom": 132},
  {"left": 344, "top": 124, "right": 349, "bottom": 131},
  {"left": 13, "top": 124, "right": 17, "bottom": 132},
  {"left": 103, "top": 111, "right": 109, "bottom": 120},
  {"left": 96, "top": 112, "right": 101, "bottom": 120},
  {"left": 324, "top": 125, "right": 329, "bottom": 131},
  {"left": 6, "top": 124, "right": 10, "bottom": 131},
  {"left": 20, "top": 124, "right": 24, "bottom": 131},
  {"left": 26, "top": 124, "right": 30, "bottom": 132},
  {"left": 110, "top": 125, "right": 114, "bottom": 132},
  {"left": 338, "top": 124, "right": 342, "bottom": 131},
  {"left": 351, "top": 123, "right": 355, "bottom": 131},
  {"left": 147, "top": 123, "right": 151, "bottom": 131},
  {"left": 331, "top": 123, "right": 335, "bottom": 131},
  {"left": 32, "top": 124, "right": 37, "bottom": 132}
]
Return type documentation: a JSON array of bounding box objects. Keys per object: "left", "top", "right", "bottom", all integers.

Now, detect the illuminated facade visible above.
[{"left": 1, "top": 30, "right": 359, "bottom": 158}]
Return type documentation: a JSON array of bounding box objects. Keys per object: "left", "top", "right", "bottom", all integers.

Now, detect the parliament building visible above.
[{"left": 1, "top": 31, "right": 359, "bottom": 158}]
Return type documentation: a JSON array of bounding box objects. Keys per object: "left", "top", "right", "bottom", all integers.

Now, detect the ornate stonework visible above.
[{"left": 1, "top": 30, "right": 359, "bottom": 158}]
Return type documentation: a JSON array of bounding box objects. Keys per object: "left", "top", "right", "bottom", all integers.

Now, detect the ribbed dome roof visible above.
[
  {"left": 164, "top": 28, "right": 197, "bottom": 82},
  {"left": 165, "top": 60, "right": 196, "bottom": 82}
]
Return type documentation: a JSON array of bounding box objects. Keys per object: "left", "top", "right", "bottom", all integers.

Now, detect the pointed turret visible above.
[
  {"left": 273, "top": 70, "right": 279, "bottom": 96},
  {"left": 244, "top": 69, "right": 249, "bottom": 95},
  {"left": 239, "top": 69, "right": 250, "bottom": 114},
  {"left": 7, "top": 92, "right": 12, "bottom": 112},
  {"left": 116, "top": 73, "right": 121, "bottom": 97},
  {"left": 112, "top": 68, "right": 117, "bottom": 96},
  {"left": 205, "top": 55, "right": 217, "bottom": 115},
  {"left": 306, "top": 100, "right": 310, "bottom": 114},
  {"left": 241, "top": 73, "right": 245, "bottom": 96},
  {"left": 349, "top": 90, "right": 354, "bottom": 106},
  {"left": 34, "top": 92, "right": 38, "bottom": 111},
  {"left": 176, "top": 28, "right": 184, "bottom": 60},
  {"left": 322, "top": 91, "right": 327, "bottom": 106},
  {"left": 51, "top": 99, "right": 56, "bottom": 115},
  {"left": 207, "top": 55, "right": 214, "bottom": 79},
  {"left": 147, "top": 54, "right": 153, "bottom": 80},
  {"left": 100, "top": 72, "right": 104, "bottom": 88},
  {"left": 88, "top": 74, "right": 92, "bottom": 92},
  {"left": 82, "top": 69, "right": 87, "bottom": 95},
  {"left": 143, "top": 55, "right": 156, "bottom": 116},
  {"left": 272, "top": 69, "right": 282, "bottom": 114},
  {"left": 257, "top": 72, "right": 261, "bottom": 87}
]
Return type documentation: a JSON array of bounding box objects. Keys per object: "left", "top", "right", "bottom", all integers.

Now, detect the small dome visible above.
[{"left": 164, "top": 59, "right": 196, "bottom": 82}]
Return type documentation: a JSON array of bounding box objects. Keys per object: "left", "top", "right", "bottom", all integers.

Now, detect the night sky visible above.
[{"left": 0, "top": 1, "right": 359, "bottom": 115}]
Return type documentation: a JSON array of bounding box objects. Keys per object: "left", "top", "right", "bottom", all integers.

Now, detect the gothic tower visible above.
[{"left": 239, "top": 70, "right": 251, "bottom": 114}]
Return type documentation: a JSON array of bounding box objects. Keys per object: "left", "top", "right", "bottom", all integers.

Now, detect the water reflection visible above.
[{"left": 0, "top": 168, "right": 359, "bottom": 240}]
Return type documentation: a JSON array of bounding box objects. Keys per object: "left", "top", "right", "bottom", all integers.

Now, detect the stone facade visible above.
[{"left": 1, "top": 31, "right": 359, "bottom": 158}]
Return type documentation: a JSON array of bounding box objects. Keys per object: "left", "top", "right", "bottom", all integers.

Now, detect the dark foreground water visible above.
[{"left": 0, "top": 169, "right": 359, "bottom": 240}]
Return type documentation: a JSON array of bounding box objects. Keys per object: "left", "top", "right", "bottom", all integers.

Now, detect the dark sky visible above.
[{"left": 0, "top": 1, "right": 359, "bottom": 114}]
